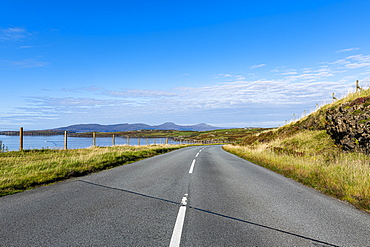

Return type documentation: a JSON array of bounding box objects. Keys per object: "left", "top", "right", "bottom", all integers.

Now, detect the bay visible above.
[{"left": 0, "top": 135, "right": 180, "bottom": 151}]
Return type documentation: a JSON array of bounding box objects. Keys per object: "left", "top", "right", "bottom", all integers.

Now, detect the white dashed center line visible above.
[
  {"left": 169, "top": 194, "right": 188, "bottom": 247},
  {"left": 189, "top": 159, "right": 196, "bottom": 174},
  {"left": 170, "top": 148, "right": 206, "bottom": 246}
]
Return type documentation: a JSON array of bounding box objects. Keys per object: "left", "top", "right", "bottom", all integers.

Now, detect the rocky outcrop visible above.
[{"left": 326, "top": 97, "right": 370, "bottom": 154}]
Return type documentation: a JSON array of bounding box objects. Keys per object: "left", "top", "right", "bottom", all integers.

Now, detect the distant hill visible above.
[{"left": 52, "top": 122, "right": 223, "bottom": 132}]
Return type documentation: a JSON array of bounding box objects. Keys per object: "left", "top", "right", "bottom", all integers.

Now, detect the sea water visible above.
[{"left": 0, "top": 135, "right": 179, "bottom": 151}]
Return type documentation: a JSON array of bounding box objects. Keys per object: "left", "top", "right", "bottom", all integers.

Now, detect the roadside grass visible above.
[
  {"left": 0, "top": 145, "right": 186, "bottom": 197},
  {"left": 223, "top": 130, "right": 370, "bottom": 212}
]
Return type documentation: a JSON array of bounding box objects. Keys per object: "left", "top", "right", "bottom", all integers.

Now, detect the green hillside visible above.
[{"left": 224, "top": 88, "right": 370, "bottom": 212}]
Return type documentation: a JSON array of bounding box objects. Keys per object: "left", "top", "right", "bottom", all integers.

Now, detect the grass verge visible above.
[
  {"left": 223, "top": 130, "right": 370, "bottom": 212},
  {"left": 0, "top": 145, "right": 186, "bottom": 197}
]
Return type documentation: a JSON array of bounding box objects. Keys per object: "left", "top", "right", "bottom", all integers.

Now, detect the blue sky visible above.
[{"left": 1, "top": 0, "right": 370, "bottom": 130}]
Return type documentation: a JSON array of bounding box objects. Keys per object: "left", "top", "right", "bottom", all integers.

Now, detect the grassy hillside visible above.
[{"left": 224, "top": 89, "right": 370, "bottom": 212}]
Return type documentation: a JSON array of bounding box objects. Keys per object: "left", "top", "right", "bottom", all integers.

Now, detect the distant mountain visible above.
[{"left": 52, "top": 122, "right": 222, "bottom": 132}]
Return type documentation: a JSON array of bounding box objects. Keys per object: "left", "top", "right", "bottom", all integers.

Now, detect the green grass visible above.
[
  {"left": 66, "top": 128, "right": 268, "bottom": 144},
  {"left": 0, "top": 145, "right": 186, "bottom": 197},
  {"left": 190, "top": 128, "right": 267, "bottom": 143}
]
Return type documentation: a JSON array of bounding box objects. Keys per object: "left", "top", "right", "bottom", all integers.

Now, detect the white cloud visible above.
[
  {"left": 273, "top": 69, "right": 298, "bottom": 75},
  {"left": 10, "top": 59, "right": 48, "bottom": 68},
  {"left": 345, "top": 62, "right": 370, "bottom": 69},
  {"left": 336, "top": 47, "right": 360, "bottom": 53},
  {"left": 17, "top": 46, "right": 34, "bottom": 49},
  {"left": 26, "top": 97, "right": 131, "bottom": 107},
  {"left": 235, "top": 75, "right": 246, "bottom": 80},
  {"left": 329, "top": 54, "right": 370, "bottom": 69},
  {"left": 104, "top": 89, "right": 176, "bottom": 98},
  {"left": 213, "top": 73, "right": 233, "bottom": 78},
  {"left": 8, "top": 52, "right": 370, "bottom": 128},
  {"left": 281, "top": 71, "right": 297, "bottom": 75},
  {"left": 250, "top": 64, "right": 266, "bottom": 69},
  {"left": 61, "top": 86, "right": 104, "bottom": 93},
  {"left": 0, "top": 27, "right": 29, "bottom": 41}
]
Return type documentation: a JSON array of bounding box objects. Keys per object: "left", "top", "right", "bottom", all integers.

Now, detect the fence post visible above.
[
  {"left": 19, "top": 127, "right": 23, "bottom": 151},
  {"left": 138, "top": 138, "right": 140, "bottom": 146},
  {"left": 64, "top": 131, "right": 68, "bottom": 150},
  {"left": 127, "top": 136, "right": 130, "bottom": 146},
  {"left": 165, "top": 138, "right": 168, "bottom": 144},
  {"left": 112, "top": 134, "right": 115, "bottom": 146},
  {"left": 93, "top": 132, "right": 96, "bottom": 147},
  {"left": 332, "top": 93, "right": 338, "bottom": 102},
  {"left": 356, "top": 80, "right": 363, "bottom": 93}
]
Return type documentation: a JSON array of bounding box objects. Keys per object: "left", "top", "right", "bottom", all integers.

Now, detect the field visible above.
[
  {"left": 66, "top": 128, "right": 267, "bottom": 144},
  {"left": 0, "top": 145, "right": 186, "bottom": 197}
]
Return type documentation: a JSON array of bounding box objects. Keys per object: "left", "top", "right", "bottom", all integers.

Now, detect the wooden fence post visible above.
[
  {"left": 64, "top": 131, "right": 68, "bottom": 150},
  {"left": 19, "top": 127, "right": 23, "bottom": 151},
  {"left": 112, "top": 134, "right": 115, "bottom": 146},
  {"left": 332, "top": 93, "right": 338, "bottom": 102},
  {"left": 127, "top": 136, "right": 130, "bottom": 146},
  {"left": 93, "top": 132, "right": 96, "bottom": 147},
  {"left": 356, "top": 80, "right": 363, "bottom": 93},
  {"left": 138, "top": 138, "right": 140, "bottom": 146}
]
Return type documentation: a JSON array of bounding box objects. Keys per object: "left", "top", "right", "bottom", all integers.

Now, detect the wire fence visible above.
[
  {"left": 283, "top": 80, "right": 370, "bottom": 126},
  {"left": 0, "top": 130, "right": 225, "bottom": 152}
]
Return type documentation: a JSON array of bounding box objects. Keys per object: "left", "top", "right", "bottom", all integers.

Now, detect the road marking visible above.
[
  {"left": 189, "top": 159, "right": 196, "bottom": 174},
  {"left": 169, "top": 194, "right": 188, "bottom": 247},
  {"left": 195, "top": 152, "right": 199, "bottom": 157}
]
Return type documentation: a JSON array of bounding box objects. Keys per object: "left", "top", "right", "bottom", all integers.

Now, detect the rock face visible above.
[{"left": 326, "top": 97, "right": 370, "bottom": 154}]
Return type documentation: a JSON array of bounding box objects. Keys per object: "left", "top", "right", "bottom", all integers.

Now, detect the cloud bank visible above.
[{"left": 3, "top": 51, "right": 370, "bottom": 129}]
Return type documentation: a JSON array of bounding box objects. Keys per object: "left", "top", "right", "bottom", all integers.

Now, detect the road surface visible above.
[{"left": 1, "top": 145, "right": 369, "bottom": 246}]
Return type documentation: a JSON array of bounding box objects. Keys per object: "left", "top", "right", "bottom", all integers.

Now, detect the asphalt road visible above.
[{"left": 1, "top": 145, "right": 370, "bottom": 246}]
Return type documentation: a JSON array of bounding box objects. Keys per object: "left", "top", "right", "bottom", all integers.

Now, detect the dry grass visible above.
[
  {"left": 224, "top": 130, "right": 370, "bottom": 212},
  {"left": 0, "top": 145, "right": 186, "bottom": 197}
]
